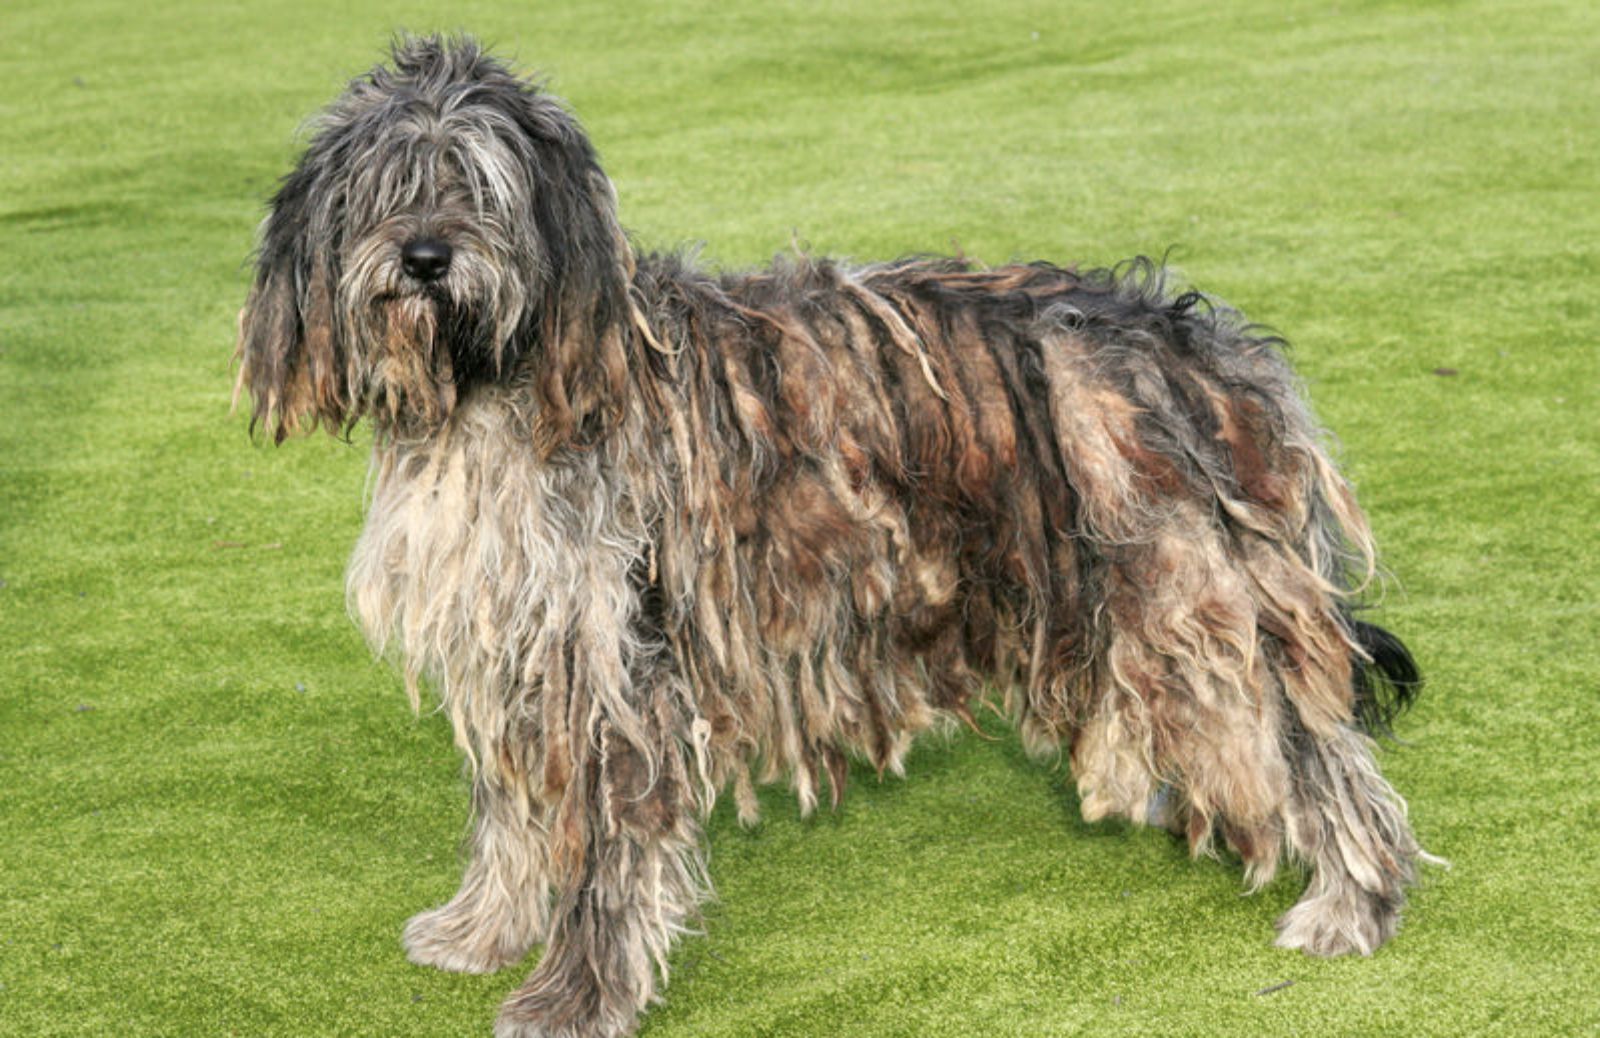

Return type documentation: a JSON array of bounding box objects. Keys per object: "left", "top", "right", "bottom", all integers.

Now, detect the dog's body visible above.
[{"left": 240, "top": 37, "right": 1427, "bottom": 1038}]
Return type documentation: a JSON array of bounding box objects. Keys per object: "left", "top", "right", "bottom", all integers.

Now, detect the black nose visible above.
[{"left": 401, "top": 238, "right": 453, "bottom": 282}]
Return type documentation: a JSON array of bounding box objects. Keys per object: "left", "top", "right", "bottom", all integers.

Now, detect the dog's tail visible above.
[{"left": 1346, "top": 615, "right": 1422, "bottom": 738}]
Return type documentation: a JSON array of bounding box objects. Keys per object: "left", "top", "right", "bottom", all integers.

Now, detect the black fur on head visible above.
[{"left": 236, "top": 34, "right": 636, "bottom": 448}]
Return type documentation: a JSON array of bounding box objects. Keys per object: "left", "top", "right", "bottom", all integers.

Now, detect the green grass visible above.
[{"left": 3, "top": 0, "right": 1596, "bottom": 1034}]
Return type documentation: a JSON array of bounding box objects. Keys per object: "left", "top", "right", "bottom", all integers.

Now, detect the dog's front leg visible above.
[
  {"left": 495, "top": 712, "right": 707, "bottom": 1038},
  {"left": 404, "top": 766, "right": 552, "bottom": 974}
]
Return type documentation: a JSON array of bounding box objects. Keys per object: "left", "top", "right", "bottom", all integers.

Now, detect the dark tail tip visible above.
[{"left": 1348, "top": 618, "right": 1422, "bottom": 738}]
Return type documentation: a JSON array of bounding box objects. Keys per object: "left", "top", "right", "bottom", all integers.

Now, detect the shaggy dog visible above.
[{"left": 237, "top": 35, "right": 1427, "bottom": 1038}]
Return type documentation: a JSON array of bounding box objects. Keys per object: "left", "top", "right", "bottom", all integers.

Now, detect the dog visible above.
[{"left": 237, "top": 35, "right": 1428, "bottom": 1038}]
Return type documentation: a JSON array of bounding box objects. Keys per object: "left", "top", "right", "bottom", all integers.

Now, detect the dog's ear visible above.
[
  {"left": 504, "top": 88, "right": 637, "bottom": 455},
  {"left": 235, "top": 160, "right": 353, "bottom": 444}
]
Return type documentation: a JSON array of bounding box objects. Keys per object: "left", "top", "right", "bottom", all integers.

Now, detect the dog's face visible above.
[{"left": 238, "top": 36, "right": 634, "bottom": 445}]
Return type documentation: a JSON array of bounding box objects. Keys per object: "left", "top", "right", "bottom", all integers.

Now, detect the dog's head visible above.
[{"left": 238, "top": 35, "right": 635, "bottom": 447}]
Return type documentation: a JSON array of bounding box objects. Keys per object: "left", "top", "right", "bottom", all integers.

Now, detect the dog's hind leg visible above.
[
  {"left": 1068, "top": 509, "right": 1429, "bottom": 951},
  {"left": 1275, "top": 721, "right": 1422, "bottom": 956},
  {"left": 1032, "top": 293, "right": 1426, "bottom": 954},
  {"left": 1230, "top": 509, "right": 1425, "bottom": 954},
  {"left": 1069, "top": 504, "right": 1294, "bottom": 888},
  {"left": 404, "top": 770, "right": 551, "bottom": 974}
]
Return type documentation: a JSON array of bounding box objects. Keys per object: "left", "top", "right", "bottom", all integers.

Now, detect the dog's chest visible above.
[{"left": 345, "top": 396, "right": 646, "bottom": 696}]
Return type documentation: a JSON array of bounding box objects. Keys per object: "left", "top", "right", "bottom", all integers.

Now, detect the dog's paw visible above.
[
  {"left": 494, "top": 988, "right": 627, "bottom": 1038},
  {"left": 1274, "top": 887, "right": 1398, "bottom": 957},
  {"left": 495, "top": 959, "right": 641, "bottom": 1038},
  {"left": 403, "top": 902, "right": 531, "bottom": 974},
  {"left": 493, "top": 1007, "right": 562, "bottom": 1038},
  {"left": 493, "top": 1007, "right": 575, "bottom": 1038}
]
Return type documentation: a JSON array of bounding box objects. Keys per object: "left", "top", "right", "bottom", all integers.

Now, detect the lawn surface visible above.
[{"left": 2, "top": 1, "right": 1596, "bottom": 1035}]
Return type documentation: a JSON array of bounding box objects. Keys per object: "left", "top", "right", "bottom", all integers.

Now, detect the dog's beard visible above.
[{"left": 366, "top": 293, "right": 460, "bottom": 432}]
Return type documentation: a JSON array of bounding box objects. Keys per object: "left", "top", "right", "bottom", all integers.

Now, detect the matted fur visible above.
[{"left": 238, "top": 35, "right": 1430, "bottom": 1038}]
